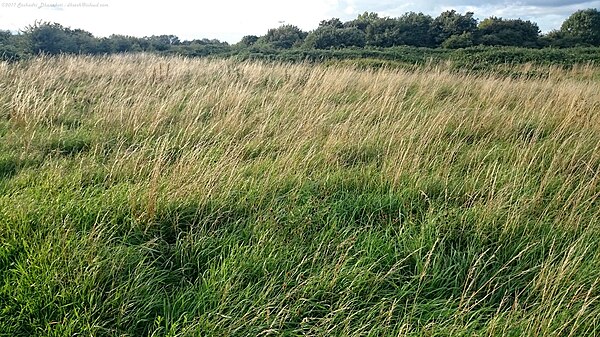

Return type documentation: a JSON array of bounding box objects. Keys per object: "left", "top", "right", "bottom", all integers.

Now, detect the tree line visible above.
[
  {"left": 251, "top": 9, "right": 600, "bottom": 50},
  {"left": 1, "top": 8, "right": 599, "bottom": 61},
  {"left": 0, "top": 22, "right": 229, "bottom": 61}
]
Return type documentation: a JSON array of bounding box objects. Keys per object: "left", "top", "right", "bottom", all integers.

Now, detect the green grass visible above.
[{"left": 0, "top": 55, "right": 599, "bottom": 336}]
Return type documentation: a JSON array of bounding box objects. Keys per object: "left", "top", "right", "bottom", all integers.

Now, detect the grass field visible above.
[{"left": 1, "top": 55, "right": 599, "bottom": 336}]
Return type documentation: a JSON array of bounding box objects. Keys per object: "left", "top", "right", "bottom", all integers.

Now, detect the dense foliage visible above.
[{"left": 1, "top": 8, "right": 600, "bottom": 62}]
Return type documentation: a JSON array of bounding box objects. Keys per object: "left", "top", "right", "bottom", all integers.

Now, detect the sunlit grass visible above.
[{"left": 0, "top": 55, "right": 599, "bottom": 336}]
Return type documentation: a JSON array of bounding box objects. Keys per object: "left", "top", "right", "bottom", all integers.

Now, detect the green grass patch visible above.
[{"left": 1, "top": 56, "right": 599, "bottom": 336}]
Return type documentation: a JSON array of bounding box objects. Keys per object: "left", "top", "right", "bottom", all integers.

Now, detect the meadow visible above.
[{"left": 0, "top": 55, "right": 599, "bottom": 336}]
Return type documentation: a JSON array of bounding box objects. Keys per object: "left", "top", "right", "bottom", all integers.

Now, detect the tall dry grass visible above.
[{"left": 0, "top": 55, "right": 599, "bottom": 336}]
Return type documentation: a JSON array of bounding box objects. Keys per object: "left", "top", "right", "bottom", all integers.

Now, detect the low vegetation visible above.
[{"left": 0, "top": 55, "right": 599, "bottom": 336}]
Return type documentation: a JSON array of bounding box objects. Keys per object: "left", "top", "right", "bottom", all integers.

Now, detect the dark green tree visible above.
[
  {"left": 541, "top": 30, "right": 580, "bottom": 48},
  {"left": 94, "top": 37, "right": 113, "bottom": 54},
  {"left": 109, "top": 35, "right": 142, "bottom": 53},
  {"left": 319, "top": 18, "right": 344, "bottom": 29},
  {"left": 432, "top": 10, "right": 477, "bottom": 46},
  {"left": 146, "top": 35, "right": 180, "bottom": 51},
  {"left": 397, "top": 12, "right": 435, "bottom": 47},
  {"left": 69, "top": 28, "right": 98, "bottom": 53},
  {"left": 477, "top": 17, "right": 540, "bottom": 47},
  {"left": 560, "top": 8, "right": 600, "bottom": 46},
  {"left": 186, "top": 38, "right": 227, "bottom": 46},
  {"left": 261, "top": 25, "right": 307, "bottom": 49},
  {"left": 0, "top": 30, "right": 21, "bottom": 60},
  {"left": 365, "top": 17, "right": 401, "bottom": 47},
  {"left": 22, "top": 22, "right": 97, "bottom": 54},
  {"left": 238, "top": 35, "right": 259, "bottom": 47},
  {"left": 363, "top": 13, "right": 434, "bottom": 48},
  {"left": 0, "top": 30, "right": 11, "bottom": 44},
  {"left": 303, "top": 26, "right": 366, "bottom": 49},
  {"left": 344, "top": 12, "right": 381, "bottom": 32},
  {"left": 23, "top": 22, "right": 74, "bottom": 54}
]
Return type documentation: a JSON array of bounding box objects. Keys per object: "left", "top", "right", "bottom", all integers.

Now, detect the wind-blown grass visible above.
[{"left": 0, "top": 55, "right": 599, "bottom": 336}]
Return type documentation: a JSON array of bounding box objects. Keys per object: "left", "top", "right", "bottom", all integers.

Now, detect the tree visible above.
[
  {"left": 477, "top": 17, "right": 540, "bottom": 47},
  {"left": 344, "top": 12, "right": 381, "bottom": 32},
  {"left": 94, "top": 37, "right": 114, "bottom": 54},
  {"left": 319, "top": 18, "right": 344, "bottom": 29},
  {"left": 303, "top": 26, "right": 366, "bottom": 49},
  {"left": 432, "top": 10, "right": 477, "bottom": 46},
  {"left": 238, "top": 35, "right": 259, "bottom": 47},
  {"left": 541, "top": 30, "right": 580, "bottom": 48},
  {"left": 186, "top": 38, "right": 227, "bottom": 46},
  {"left": 22, "top": 22, "right": 97, "bottom": 55},
  {"left": 561, "top": 8, "right": 600, "bottom": 46},
  {"left": 109, "top": 35, "right": 142, "bottom": 53},
  {"left": 354, "top": 12, "right": 433, "bottom": 47},
  {"left": 262, "top": 25, "right": 307, "bottom": 49},
  {"left": 397, "top": 12, "right": 435, "bottom": 47},
  {"left": 362, "top": 13, "right": 434, "bottom": 48},
  {"left": 22, "top": 22, "right": 74, "bottom": 54},
  {"left": 0, "top": 30, "right": 11, "bottom": 44},
  {"left": 365, "top": 17, "right": 402, "bottom": 47},
  {"left": 0, "top": 30, "right": 21, "bottom": 60},
  {"left": 146, "top": 35, "right": 180, "bottom": 51},
  {"left": 69, "top": 28, "right": 98, "bottom": 53}
]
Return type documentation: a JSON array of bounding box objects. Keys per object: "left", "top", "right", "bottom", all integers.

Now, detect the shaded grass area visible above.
[
  {"left": 0, "top": 56, "right": 599, "bottom": 336},
  {"left": 2, "top": 177, "right": 596, "bottom": 336}
]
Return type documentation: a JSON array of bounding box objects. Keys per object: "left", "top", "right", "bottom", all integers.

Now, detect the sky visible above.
[{"left": 0, "top": 0, "right": 599, "bottom": 43}]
